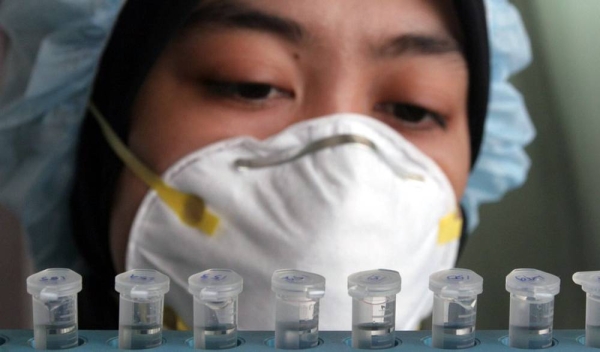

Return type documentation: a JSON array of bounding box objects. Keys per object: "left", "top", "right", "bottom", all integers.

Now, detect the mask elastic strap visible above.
[{"left": 88, "top": 102, "right": 219, "bottom": 235}]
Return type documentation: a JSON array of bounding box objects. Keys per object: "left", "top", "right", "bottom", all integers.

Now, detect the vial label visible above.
[
  {"left": 509, "top": 325, "right": 553, "bottom": 349},
  {"left": 275, "top": 320, "right": 319, "bottom": 349},
  {"left": 195, "top": 323, "right": 237, "bottom": 349},
  {"left": 39, "top": 275, "right": 66, "bottom": 284},
  {"left": 128, "top": 273, "right": 155, "bottom": 283},
  {"left": 34, "top": 324, "right": 78, "bottom": 350},
  {"left": 283, "top": 275, "right": 306, "bottom": 283},
  {"left": 119, "top": 324, "right": 162, "bottom": 349},
  {"left": 200, "top": 273, "right": 228, "bottom": 281},
  {"left": 446, "top": 274, "right": 469, "bottom": 281},
  {"left": 432, "top": 324, "right": 475, "bottom": 349},
  {"left": 352, "top": 322, "right": 395, "bottom": 349},
  {"left": 515, "top": 275, "right": 544, "bottom": 282},
  {"left": 367, "top": 275, "right": 384, "bottom": 282}
]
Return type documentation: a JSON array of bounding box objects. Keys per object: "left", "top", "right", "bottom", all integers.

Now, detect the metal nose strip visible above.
[{"left": 234, "top": 134, "right": 376, "bottom": 170}]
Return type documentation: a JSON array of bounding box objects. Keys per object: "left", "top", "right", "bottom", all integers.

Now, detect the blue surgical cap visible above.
[
  {"left": 0, "top": 0, "right": 125, "bottom": 272},
  {"left": 0, "top": 0, "right": 534, "bottom": 271},
  {"left": 462, "top": 0, "right": 536, "bottom": 233}
]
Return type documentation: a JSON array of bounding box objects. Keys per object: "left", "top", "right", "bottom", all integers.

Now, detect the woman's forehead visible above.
[{"left": 184, "top": 0, "right": 464, "bottom": 49}]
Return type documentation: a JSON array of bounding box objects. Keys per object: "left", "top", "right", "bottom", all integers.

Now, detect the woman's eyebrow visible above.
[
  {"left": 376, "top": 34, "right": 463, "bottom": 58},
  {"left": 183, "top": 1, "right": 304, "bottom": 43}
]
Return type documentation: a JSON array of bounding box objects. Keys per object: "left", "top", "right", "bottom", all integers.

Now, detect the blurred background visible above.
[
  {"left": 1, "top": 0, "right": 599, "bottom": 330},
  {"left": 459, "top": 0, "right": 600, "bottom": 329}
]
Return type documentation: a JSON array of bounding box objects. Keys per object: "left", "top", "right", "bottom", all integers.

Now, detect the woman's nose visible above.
[{"left": 296, "top": 68, "right": 370, "bottom": 121}]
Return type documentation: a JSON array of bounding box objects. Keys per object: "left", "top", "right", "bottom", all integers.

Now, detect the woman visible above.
[{"left": 0, "top": 0, "right": 534, "bottom": 330}]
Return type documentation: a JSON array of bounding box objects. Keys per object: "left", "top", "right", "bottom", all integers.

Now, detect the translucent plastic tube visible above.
[
  {"left": 429, "top": 268, "right": 483, "bottom": 349},
  {"left": 347, "top": 269, "right": 401, "bottom": 350},
  {"left": 115, "top": 269, "right": 170, "bottom": 350},
  {"left": 27, "top": 268, "right": 82, "bottom": 350},
  {"left": 573, "top": 271, "right": 600, "bottom": 347},
  {"left": 506, "top": 268, "right": 560, "bottom": 349},
  {"left": 188, "top": 269, "right": 243, "bottom": 350},
  {"left": 271, "top": 269, "right": 325, "bottom": 349}
]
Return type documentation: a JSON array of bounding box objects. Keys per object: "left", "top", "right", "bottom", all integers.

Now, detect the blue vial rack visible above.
[{"left": 0, "top": 330, "right": 593, "bottom": 351}]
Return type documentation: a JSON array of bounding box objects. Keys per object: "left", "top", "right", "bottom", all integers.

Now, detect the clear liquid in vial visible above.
[
  {"left": 509, "top": 325, "right": 553, "bottom": 349},
  {"left": 352, "top": 322, "right": 395, "bottom": 349},
  {"left": 119, "top": 324, "right": 162, "bottom": 350},
  {"left": 432, "top": 324, "right": 475, "bottom": 349},
  {"left": 34, "top": 324, "right": 78, "bottom": 350},
  {"left": 585, "top": 325, "right": 600, "bottom": 347},
  {"left": 195, "top": 323, "right": 237, "bottom": 349},
  {"left": 275, "top": 320, "right": 319, "bottom": 349}
]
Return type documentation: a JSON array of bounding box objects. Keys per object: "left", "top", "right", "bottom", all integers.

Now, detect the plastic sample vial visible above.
[
  {"left": 271, "top": 269, "right": 326, "bottom": 349},
  {"left": 188, "top": 269, "right": 243, "bottom": 349},
  {"left": 115, "top": 269, "right": 170, "bottom": 350},
  {"left": 506, "top": 268, "right": 560, "bottom": 349},
  {"left": 573, "top": 271, "right": 600, "bottom": 347},
  {"left": 27, "top": 268, "right": 82, "bottom": 350},
  {"left": 429, "top": 268, "right": 483, "bottom": 349},
  {"left": 347, "top": 269, "right": 401, "bottom": 350}
]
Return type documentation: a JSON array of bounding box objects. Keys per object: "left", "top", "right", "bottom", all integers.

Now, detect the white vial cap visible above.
[
  {"left": 115, "top": 269, "right": 170, "bottom": 299},
  {"left": 27, "top": 268, "right": 82, "bottom": 301},
  {"left": 573, "top": 271, "right": 600, "bottom": 294},
  {"left": 506, "top": 268, "right": 560, "bottom": 297},
  {"left": 429, "top": 268, "right": 483, "bottom": 298},
  {"left": 271, "top": 269, "right": 325, "bottom": 299},
  {"left": 188, "top": 269, "right": 243, "bottom": 301},
  {"left": 348, "top": 269, "right": 401, "bottom": 299}
]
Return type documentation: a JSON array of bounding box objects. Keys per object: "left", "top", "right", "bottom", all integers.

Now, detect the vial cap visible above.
[
  {"left": 506, "top": 268, "right": 560, "bottom": 297},
  {"left": 573, "top": 271, "right": 600, "bottom": 294},
  {"left": 347, "top": 269, "right": 401, "bottom": 298},
  {"left": 27, "top": 268, "right": 82, "bottom": 300},
  {"left": 188, "top": 269, "right": 243, "bottom": 300},
  {"left": 271, "top": 269, "right": 325, "bottom": 299},
  {"left": 115, "top": 269, "right": 170, "bottom": 299},
  {"left": 429, "top": 268, "right": 483, "bottom": 298}
]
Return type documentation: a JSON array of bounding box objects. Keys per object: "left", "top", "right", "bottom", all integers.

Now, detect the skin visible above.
[{"left": 109, "top": 0, "right": 470, "bottom": 273}]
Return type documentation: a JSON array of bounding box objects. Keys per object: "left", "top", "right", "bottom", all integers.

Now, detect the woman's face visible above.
[{"left": 109, "top": 0, "right": 470, "bottom": 272}]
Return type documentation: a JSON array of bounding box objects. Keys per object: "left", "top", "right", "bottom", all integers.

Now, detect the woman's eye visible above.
[
  {"left": 376, "top": 103, "right": 447, "bottom": 129},
  {"left": 203, "top": 80, "right": 292, "bottom": 101}
]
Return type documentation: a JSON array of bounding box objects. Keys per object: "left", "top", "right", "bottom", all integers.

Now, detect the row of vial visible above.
[{"left": 24, "top": 267, "right": 600, "bottom": 350}]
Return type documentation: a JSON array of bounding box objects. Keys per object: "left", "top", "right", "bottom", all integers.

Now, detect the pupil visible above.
[
  {"left": 395, "top": 105, "right": 425, "bottom": 122},
  {"left": 239, "top": 84, "right": 271, "bottom": 99}
]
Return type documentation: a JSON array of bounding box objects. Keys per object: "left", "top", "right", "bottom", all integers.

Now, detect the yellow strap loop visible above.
[
  {"left": 88, "top": 103, "right": 219, "bottom": 235},
  {"left": 437, "top": 211, "right": 463, "bottom": 245}
]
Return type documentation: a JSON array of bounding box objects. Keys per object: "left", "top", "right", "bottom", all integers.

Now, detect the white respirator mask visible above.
[{"left": 91, "top": 106, "right": 462, "bottom": 331}]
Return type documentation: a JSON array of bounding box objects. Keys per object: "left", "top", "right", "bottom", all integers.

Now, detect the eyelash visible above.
[
  {"left": 203, "top": 80, "right": 293, "bottom": 102},
  {"left": 202, "top": 80, "right": 446, "bottom": 129},
  {"left": 374, "top": 103, "right": 447, "bottom": 129}
]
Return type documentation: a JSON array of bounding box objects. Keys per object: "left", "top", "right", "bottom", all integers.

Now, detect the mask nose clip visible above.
[
  {"left": 233, "top": 133, "right": 424, "bottom": 182},
  {"left": 234, "top": 134, "right": 376, "bottom": 170}
]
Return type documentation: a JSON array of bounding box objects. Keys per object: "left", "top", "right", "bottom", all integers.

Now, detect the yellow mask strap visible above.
[
  {"left": 437, "top": 210, "right": 463, "bottom": 245},
  {"left": 88, "top": 102, "right": 219, "bottom": 235}
]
